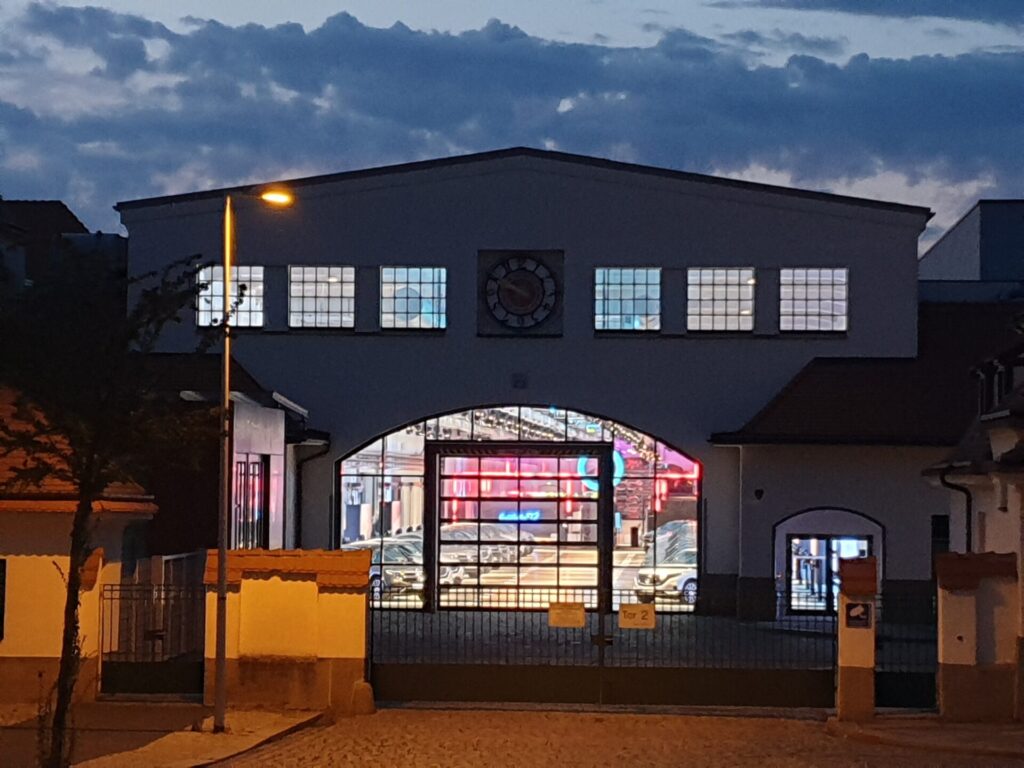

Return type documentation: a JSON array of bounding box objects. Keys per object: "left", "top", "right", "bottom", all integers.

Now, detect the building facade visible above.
[{"left": 117, "top": 148, "right": 938, "bottom": 617}]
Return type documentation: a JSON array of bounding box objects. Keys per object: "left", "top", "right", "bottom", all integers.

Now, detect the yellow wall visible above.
[
  {"left": 0, "top": 513, "right": 130, "bottom": 659},
  {"left": 205, "top": 572, "right": 367, "bottom": 661}
]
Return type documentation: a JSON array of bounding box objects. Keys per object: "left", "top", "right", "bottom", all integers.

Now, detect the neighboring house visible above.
[
  {"left": 922, "top": 200, "right": 1024, "bottom": 555},
  {"left": 127, "top": 353, "right": 325, "bottom": 579},
  {"left": 0, "top": 199, "right": 88, "bottom": 299},
  {"left": 0, "top": 389, "right": 157, "bottom": 702},
  {"left": 116, "top": 146, "right": 955, "bottom": 618}
]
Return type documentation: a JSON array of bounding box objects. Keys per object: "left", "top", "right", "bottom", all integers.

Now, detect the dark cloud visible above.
[
  {"left": 718, "top": 1, "right": 1024, "bottom": 26},
  {"left": 721, "top": 29, "right": 847, "bottom": 55},
  {"left": 0, "top": 4, "right": 1021, "bottom": 235}
]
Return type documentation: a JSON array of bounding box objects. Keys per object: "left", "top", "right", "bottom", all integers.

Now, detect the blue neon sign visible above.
[
  {"left": 497, "top": 509, "right": 542, "bottom": 522},
  {"left": 577, "top": 450, "right": 625, "bottom": 491}
]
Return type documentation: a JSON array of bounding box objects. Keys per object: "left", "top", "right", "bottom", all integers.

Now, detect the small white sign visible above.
[
  {"left": 548, "top": 602, "right": 586, "bottom": 628},
  {"left": 619, "top": 603, "right": 656, "bottom": 630}
]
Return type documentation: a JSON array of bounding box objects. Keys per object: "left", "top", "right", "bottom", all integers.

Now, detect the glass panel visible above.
[
  {"left": 566, "top": 411, "right": 610, "bottom": 441},
  {"left": 440, "top": 499, "right": 478, "bottom": 520},
  {"left": 519, "top": 407, "right": 567, "bottom": 441},
  {"left": 686, "top": 267, "right": 755, "bottom": 332},
  {"left": 288, "top": 264, "right": 355, "bottom": 328},
  {"left": 384, "top": 431, "right": 424, "bottom": 475},
  {"left": 340, "top": 440, "right": 382, "bottom": 475},
  {"left": 473, "top": 407, "right": 520, "bottom": 440}
]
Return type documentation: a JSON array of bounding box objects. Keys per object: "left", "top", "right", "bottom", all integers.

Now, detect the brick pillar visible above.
[{"left": 836, "top": 557, "right": 877, "bottom": 722}]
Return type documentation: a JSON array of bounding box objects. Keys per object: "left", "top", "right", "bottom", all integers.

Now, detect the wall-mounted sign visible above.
[
  {"left": 497, "top": 509, "right": 542, "bottom": 522},
  {"left": 618, "top": 603, "right": 656, "bottom": 630},
  {"left": 845, "top": 601, "right": 873, "bottom": 629},
  {"left": 548, "top": 602, "right": 586, "bottom": 628}
]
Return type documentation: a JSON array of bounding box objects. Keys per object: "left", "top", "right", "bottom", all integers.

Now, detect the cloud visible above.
[
  {"left": 0, "top": 3, "right": 1020, "bottom": 243},
  {"left": 721, "top": 29, "right": 847, "bottom": 56},
  {"left": 719, "top": 1, "right": 1024, "bottom": 27}
]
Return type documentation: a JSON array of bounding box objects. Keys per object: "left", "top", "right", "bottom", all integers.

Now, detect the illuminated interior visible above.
[{"left": 337, "top": 406, "right": 700, "bottom": 611}]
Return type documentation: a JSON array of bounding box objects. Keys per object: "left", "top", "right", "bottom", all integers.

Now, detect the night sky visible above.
[{"left": 0, "top": 0, "right": 1020, "bottom": 246}]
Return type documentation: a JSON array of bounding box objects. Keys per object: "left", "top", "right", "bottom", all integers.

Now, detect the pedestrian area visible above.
[{"left": 220, "top": 709, "right": 1022, "bottom": 768}]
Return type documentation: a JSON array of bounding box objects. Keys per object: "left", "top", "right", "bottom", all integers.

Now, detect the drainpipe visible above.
[
  {"left": 295, "top": 440, "right": 331, "bottom": 549},
  {"left": 940, "top": 468, "right": 973, "bottom": 553}
]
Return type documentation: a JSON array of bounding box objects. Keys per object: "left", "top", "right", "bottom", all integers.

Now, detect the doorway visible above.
[{"left": 786, "top": 534, "right": 871, "bottom": 613}]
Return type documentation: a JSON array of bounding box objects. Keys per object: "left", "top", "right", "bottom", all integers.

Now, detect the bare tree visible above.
[{"left": 0, "top": 243, "right": 216, "bottom": 767}]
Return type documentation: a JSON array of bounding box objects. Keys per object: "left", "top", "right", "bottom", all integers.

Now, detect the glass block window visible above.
[
  {"left": 686, "top": 268, "right": 755, "bottom": 331},
  {"left": 197, "top": 266, "right": 264, "bottom": 327},
  {"left": 594, "top": 268, "right": 661, "bottom": 331},
  {"left": 780, "top": 267, "right": 848, "bottom": 332},
  {"left": 380, "top": 267, "right": 447, "bottom": 329},
  {"left": 288, "top": 266, "right": 355, "bottom": 328}
]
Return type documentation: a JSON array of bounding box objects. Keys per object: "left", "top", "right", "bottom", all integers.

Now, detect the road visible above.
[{"left": 219, "top": 709, "right": 1017, "bottom": 768}]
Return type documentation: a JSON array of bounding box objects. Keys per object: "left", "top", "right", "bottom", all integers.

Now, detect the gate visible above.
[
  {"left": 371, "top": 591, "right": 836, "bottom": 706},
  {"left": 367, "top": 441, "right": 837, "bottom": 707},
  {"left": 100, "top": 585, "right": 205, "bottom": 696},
  {"left": 875, "top": 594, "right": 937, "bottom": 709}
]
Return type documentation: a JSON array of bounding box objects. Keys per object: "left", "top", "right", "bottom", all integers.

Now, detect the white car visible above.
[{"left": 634, "top": 542, "right": 698, "bottom": 604}]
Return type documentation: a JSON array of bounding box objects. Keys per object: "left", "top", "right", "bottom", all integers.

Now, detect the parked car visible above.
[
  {"left": 342, "top": 539, "right": 423, "bottom": 598},
  {"left": 634, "top": 539, "right": 698, "bottom": 604},
  {"left": 390, "top": 533, "right": 468, "bottom": 584},
  {"left": 642, "top": 519, "right": 696, "bottom": 551}
]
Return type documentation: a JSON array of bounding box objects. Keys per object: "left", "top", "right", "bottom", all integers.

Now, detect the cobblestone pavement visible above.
[{"left": 221, "top": 709, "right": 1022, "bottom": 768}]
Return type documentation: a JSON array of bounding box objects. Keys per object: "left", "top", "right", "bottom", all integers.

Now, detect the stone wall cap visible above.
[
  {"left": 936, "top": 552, "right": 1017, "bottom": 591},
  {"left": 839, "top": 557, "right": 877, "bottom": 596},
  {"left": 204, "top": 549, "right": 372, "bottom": 589}
]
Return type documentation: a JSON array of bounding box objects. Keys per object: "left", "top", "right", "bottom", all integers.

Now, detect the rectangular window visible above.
[
  {"left": 594, "top": 268, "right": 661, "bottom": 331},
  {"left": 197, "top": 266, "right": 265, "bottom": 327},
  {"left": 0, "top": 559, "right": 6, "bottom": 640},
  {"left": 780, "top": 267, "right": 848, "bottom": 332},
  {"left": 288, "top": 266, "right": 355, "bottom": 328},
  {"left": 686, "top": 268, "right": 755, "bottom": 331},
  {"left": 380, "top": 267, "right": 447, "bottom": 329}
]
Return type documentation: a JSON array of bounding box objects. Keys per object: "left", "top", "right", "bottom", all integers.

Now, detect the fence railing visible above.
[
  {"left": 101, "top": 585, "right": 205, "bottom": 664},
  {"left": 371, "top": 589, "right": 836, "bottom": 670}
]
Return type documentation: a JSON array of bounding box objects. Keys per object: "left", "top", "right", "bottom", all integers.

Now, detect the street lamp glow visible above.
[{"left": 260, "top": 189, "right": 294, "bottom": 206}]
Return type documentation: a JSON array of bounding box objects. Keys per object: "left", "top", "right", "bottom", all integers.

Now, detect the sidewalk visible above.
[
  {"left": 75, "top": 708, "right": 323, "bottom": 768},
  {"left": 827, "top": 715, "right": 1024, "bottom": 760},
  {"left": 0, "top": 702, "right": 321, "bottom": 768}
]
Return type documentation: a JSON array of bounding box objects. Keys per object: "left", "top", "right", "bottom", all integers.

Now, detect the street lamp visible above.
[{"left": 214, "top": 186, "right": 294, "bottom": 734}]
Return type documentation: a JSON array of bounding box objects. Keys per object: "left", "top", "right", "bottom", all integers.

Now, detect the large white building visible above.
[{"left": 115, "top": 149, "right": 1010, "bottom": 626}]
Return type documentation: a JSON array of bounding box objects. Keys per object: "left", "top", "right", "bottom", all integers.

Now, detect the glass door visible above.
[
  {"left": 787, "top": 534, "right": 871, "bottom": 613},
  {"left": 426, "top": 443, "right": 613, "bottom": 611}
]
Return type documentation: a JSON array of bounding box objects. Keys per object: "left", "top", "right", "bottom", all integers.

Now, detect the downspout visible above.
[
  {"left": 940, "top": 468, "right": 973, "bottom": 553},
  {"left": 295, "top": 441, "right": 331, "bottom": 549}
]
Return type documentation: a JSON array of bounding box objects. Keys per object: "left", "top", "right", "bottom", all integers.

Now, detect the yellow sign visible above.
[
  {"left": 619, "top": 603, "right": 656, "bottom": 630},
  {"left": 548, "top": 602, "right": 586, "bottom": 628}
]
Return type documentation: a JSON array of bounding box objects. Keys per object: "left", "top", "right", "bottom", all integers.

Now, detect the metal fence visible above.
[
  {"left": 371, "top": 589, "right": 836, "bottom": 671},
  {"left": 101, "top": 585, "right": 205, "bottom": 664},
  {"left": 875, "top": 593, "right": 937, "bottom": 708}
]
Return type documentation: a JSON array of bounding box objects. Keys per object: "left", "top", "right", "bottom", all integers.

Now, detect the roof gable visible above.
[{"left": 115, "top": 147, "right": 931, "bottom": 220}]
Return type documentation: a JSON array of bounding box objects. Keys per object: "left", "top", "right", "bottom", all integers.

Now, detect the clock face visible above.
[{"left": 485, "top": 256, "right": 558, "bottom": 328}]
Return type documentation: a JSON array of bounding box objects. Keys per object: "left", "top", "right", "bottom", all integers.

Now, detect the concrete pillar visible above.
[
  {"left": 936, "top": 552, "right": 1018, "bottom": 721},
  {"left": 836, "top": 557, "right": 876, "bottom": 722}
]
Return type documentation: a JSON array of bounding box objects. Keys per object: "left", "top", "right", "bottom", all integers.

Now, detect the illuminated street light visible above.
[{"left": 214, "top": 186, "right": 293, "bottom": 734}]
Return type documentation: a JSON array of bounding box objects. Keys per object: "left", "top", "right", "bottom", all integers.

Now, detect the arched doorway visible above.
[
  {"left": 773, "top": 508, "right": 883, "bottom": 614},
  {"left": 336, "top": 405, "right": 701, "bottom": 612}
]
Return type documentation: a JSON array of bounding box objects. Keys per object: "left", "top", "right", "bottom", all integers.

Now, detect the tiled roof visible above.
[
  {"left": 711, "top": 302, "right": 1024, "bottom": 446},
  {"left": 0, "top": 389, "right": 156, "bottom": 516}
]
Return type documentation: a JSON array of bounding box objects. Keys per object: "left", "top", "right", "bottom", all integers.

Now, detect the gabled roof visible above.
[
  {"left": 711, "top": 302, "right": 1024, "bottom": 447},
  {"left": 115, "top": 147, "right": 932, "bottom": 219},
  {"left": 0, "top": 389, "right": 156, "bottom": 516}
]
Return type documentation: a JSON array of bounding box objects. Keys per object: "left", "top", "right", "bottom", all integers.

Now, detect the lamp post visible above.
[{"left": 214, "top": 187, "right": 294, "bottom": 734}]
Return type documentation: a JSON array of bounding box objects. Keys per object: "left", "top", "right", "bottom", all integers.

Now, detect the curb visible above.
[
  {"left": 193, "top": 711, "right": 325, "bottom": 767},
  {"left": 825, "top": 717, "right": 1024, "bottom": 761}
]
